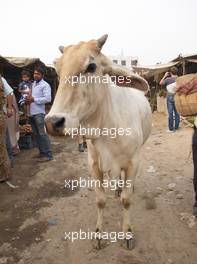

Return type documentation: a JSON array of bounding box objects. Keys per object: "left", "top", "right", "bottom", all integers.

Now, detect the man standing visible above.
[
  {"left": 160, "top": 67, "right": 180, "bottom": 132},
  {"left": 26, "top": 67, "right": 53, "bottom": 161}
]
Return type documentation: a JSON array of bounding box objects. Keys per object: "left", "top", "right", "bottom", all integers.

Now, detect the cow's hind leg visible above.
[{"left": 121, "top": 159, "right": 138, "bottom": 250}]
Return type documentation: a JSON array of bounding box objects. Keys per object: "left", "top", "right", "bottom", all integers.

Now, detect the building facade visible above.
[{"left": 109, "top": 55, "right": 138, "bottom": 68}]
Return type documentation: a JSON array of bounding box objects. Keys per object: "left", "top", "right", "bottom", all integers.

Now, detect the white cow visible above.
[{"left": 45, "top": 34, "right": 152, "bottom": 249}]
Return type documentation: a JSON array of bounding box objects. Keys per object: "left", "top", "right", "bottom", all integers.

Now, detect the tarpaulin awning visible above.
[
  {"left": 171, "top": 54, "right": 197, "bottom": 62},
  {"left": 187, "top": 59, "right": 197, "bottom": 64},
  {"left": 0, "top": 56, "right": 41, "bottom": 68},
  {"left": 133, "top": 62, "right": 179, "bottom": 78},
  {"left": 133, "top": 54, "right": 197, "bottom": 79}
]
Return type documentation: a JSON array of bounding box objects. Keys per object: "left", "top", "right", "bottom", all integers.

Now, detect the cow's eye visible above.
[{"left": 85, "top": 63, "right": 97, "bottom": 73}]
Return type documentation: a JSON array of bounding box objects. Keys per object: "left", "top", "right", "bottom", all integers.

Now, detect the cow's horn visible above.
[
  {"left": 97, "top": 34, "right": 108, "bottom": 49},
  {"left": 59, "top": 45, "right": 64, "bottom": 54}
]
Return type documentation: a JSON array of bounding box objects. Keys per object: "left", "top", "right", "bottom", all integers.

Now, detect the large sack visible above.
[
  {"left": 175, "top": 73, "right": 197, "bottom": 95},
  {"left": 175, "top": 74, "right": 197, "bottom": 116}
]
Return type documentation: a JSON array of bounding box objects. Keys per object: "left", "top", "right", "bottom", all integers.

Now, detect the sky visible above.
[{"left": 0, "top": 0, "right": 197, "bottom": 66}]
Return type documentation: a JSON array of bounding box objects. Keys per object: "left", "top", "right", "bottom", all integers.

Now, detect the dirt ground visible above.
[{"left": 0, "top": 112, "right": 197, "bottom": 264}]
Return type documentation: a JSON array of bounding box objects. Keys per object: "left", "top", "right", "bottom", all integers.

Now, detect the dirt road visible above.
[{"left": 0, "top": 112, "right": 197, "bottom": 264}]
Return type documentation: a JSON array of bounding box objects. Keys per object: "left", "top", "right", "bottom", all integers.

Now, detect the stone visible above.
[
  {"left": 0, "top": 258, "right": 8, "bottom": 264},
  {"left": 176, "top": 194, "right": 184, "bottom": 199},
  {"left": 167, "top": 183, "right": 176, "bottom": 191},
  {"left": 47, "top": 218, "right": 58, "bottom": 225}
]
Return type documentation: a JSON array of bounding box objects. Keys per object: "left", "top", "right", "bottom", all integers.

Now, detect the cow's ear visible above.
[
  {"left": 97, "top": 34, "right": 108, "bottom": 50},
  {"left": 59, "top": 45, "right": 64, "bottom": 54},
  {"left": 104, "top": 64, "right": 149, "bottom": 92}
]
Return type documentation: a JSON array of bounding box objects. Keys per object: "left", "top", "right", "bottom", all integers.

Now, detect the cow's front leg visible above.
[
  {"left": 92, "top": 161, "right": 106, "bottom": 249},
  {"left": 121, "top": 160, "right": 138, "bottom": 250}
]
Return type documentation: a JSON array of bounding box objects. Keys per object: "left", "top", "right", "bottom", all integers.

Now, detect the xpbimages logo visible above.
[
  {"left": 64, "top": 229, "right": 134, "bottom": 243},
  {"left": 64, "top": 124, "right": 132, "bottom": 138},
  {"left": 64, "top": 73, "right": 132, "bottom": 87},
  {"left": 65, "top": 177, "right": 132, "bottom": 191}
]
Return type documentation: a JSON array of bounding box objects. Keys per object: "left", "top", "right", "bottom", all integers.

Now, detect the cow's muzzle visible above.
[{"left": 45, "top": 115, "right": 66, "bottom": 136}]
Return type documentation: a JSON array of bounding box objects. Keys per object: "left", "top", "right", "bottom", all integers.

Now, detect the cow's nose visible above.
[
  {"left": 45, "top": 116, "right": 65, "bottom": 136},
  {"left": 52, "top": 117, "right": 65, "bottom": 130}
]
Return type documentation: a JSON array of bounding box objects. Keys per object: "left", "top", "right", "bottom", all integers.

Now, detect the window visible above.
[
  {"left": 121, "top": 60, "right": 126, "bottom": 66},
  {"left": 113, "top": 60, "right": 118, "bottom": 64},
  {"left": 131, "top": 59, "right": 138, "bottom": 66}
]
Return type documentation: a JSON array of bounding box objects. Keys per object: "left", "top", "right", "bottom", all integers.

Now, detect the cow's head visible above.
[{"left": 45, "top": 34, "right": 149, "bottom": 136}]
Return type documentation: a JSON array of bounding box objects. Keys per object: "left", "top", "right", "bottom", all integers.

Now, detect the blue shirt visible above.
[{"left": 30, "top": 79, "right": 51, "bottom": 116}]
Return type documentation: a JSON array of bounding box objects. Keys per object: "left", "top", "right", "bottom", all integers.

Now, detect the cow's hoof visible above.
[
  {"left": 91, "top": 228, "right": 108, "bottom": 250},
  {"left": 96, "top": 237, "right": 102, "bottom": 249},
  {"left": 115, "top": 186, "right": 122, "bottom": 197},
  {"left": 91, "top": 239, "right": 108, "bottom": 250},
  {"left": 95, "top": 228, "right": 102, "bottom": 250},
  {"left": 121, "top": 229, "right": 135, "bottom": 250},
  {"left": 126, "top": 237, "right": 135, "bottom": 250}
]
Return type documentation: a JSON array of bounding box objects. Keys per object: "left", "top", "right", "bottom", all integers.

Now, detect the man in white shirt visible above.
[
  {"left": 160, "top": 67, "right": 180, "bottom": 132},
  {"left": 26, "top": 67, "right": 53, "bottom": 162}
]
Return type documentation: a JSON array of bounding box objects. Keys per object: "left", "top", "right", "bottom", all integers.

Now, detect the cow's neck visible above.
[{"left": 80, "top": 81, "right": 117, "bottom": 133}]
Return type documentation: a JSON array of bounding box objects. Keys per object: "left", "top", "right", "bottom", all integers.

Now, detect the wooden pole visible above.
[{"left": 182, "top": 59, "right": 186, "bottom": 75}]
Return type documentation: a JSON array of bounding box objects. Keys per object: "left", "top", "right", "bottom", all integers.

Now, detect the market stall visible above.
[
  {"left": 133, "top": 54, "right": 197, "bottom": 112},
  {"left": 0, "top": 56, "right": 58, "bottom": 149}
]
